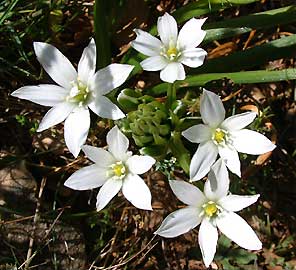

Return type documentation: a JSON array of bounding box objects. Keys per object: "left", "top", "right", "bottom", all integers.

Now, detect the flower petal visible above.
[
  {"left": 218, "top": 145, "right": 241, "bottom": 177},
  {"left": 182, "top": 124, "right": 212, "bottom": 144},
  {"left": 88, "top": 95, "right": 125, "bottom": 120},
  {"left": 126, "top": 155, "right": 155, "bottom": 175},
  {"left": 221, "top": 112, "right": 257, "bottom": 131},
  {"left": 200, "top": 89, "right": 225, "bottom": 128},
  {"left": 64, "top": 164, "right": 108, "bottom": 190},
  {"left": 180, "top": 48, "right": 207, "bottom": 68},
  {"left": 198, "top": 218, "right": 218, "bottom": 268},
  {"left": 106, "top": 126, "right": 129, "bottom": 161},
  {"left": 11, "top": 84, "right": 68, "bottom": 106},
  {"left": 81, "top": 145, "right": 115, "bottom": 167},
  {"left": 216, "top": 212, "right": 262, "bottom": 250},
  {"left": 155, "top": 207, "right": 201, "bottom": 238},
  {"left": 78, "top": 38, "right": 96, "bottom": 84},
  {"left": 33, "top": 42, "right": 77, "bottom": 89},
  {"left": 232, "top": 129, "right": 276, "bottom": 155},
  {"left": 178, "top": 18, "right": 207, "bottom": 50},
  {"left": 96, "top": 178, "right": 122, "bottom": 211},
  {"left": 90, "top": 64, "right": 134, "bottom": 96},
  {"left": 140, "top": 56, "right": 168, "bottom": 71},
  {"left": 122, "top": 174, "right": 152, "bottom": 210},
  {"left": 190, "top": 141, "right": 218, "bottom": 181},
  {"left": 157, "top": 13, "right": 178, "bottom": 47},
  {"left": 219, "top": 194, "right": 260, "bottom": 212},
  {"left": 169, "top": 180, "right": 206, "bottom": 207},
  {"left": 64, "top": 108, "right": 90, "bottom": 157},
  {"left": 160, "top": 62, "right": 185, "bottom": 83},
  {"left": 204, "top": 158, "right": 229, "bottom": 201},
  {"left": 37, "top": 102, "right": 75, "bottom": 132},
  {"left": 131, "top": 29, "right": 162, "bottom": 56}
]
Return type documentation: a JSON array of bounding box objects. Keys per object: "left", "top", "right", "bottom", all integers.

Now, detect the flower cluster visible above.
[{"left": 12, "top": 12, "right": 276, "bottom": 268}]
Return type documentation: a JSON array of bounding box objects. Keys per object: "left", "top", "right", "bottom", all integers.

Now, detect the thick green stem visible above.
[
  {"left": 166, "top": 83, "right": 176, "bottom": 111},
  {"left": 94, "top": 0, "right": 111, "bottom": 70}
]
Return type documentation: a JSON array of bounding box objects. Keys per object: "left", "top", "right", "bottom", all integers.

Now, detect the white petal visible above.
[
  {"left": 140, "top": 56, "right": 168, "bottom": 71},
  {"left": 180, "top": 48, "right": 207, "bottom": 68},
  {"left": 37, "top": 102, "right": 75, "bottom": 132},
  {"left": 204, "top": 158, "right": 229, "bottom": 201},
  {"left": 169, "top": 180, "right": 206, "bottom": 207},
  {"left": 219, "top": 194, "right": 260, "bottom": 212},
  {"left": 106, "top": 125, "right": 129, "bottom": 161},
  {"left": 182, "top": 124, "right": 212, "bottom": 144},
  {"left": 81, "top": 145, "right": 115, "bottom": 167},
  {"left": 200, "top": 89, "right": 225, "bottom": 128},
  {"left": 131, "top": 29, "right": 162, "bottom": 56},
  {"left": 218, "top": 145, "right": 241, "bottom": 177},
  {"left": 160, "top": 62, "right": 185, "bottom": 83},
  {"left": 155, "top": 207, "right": 201, "bottom": 238},
  {"left": 90, "top": 64, "right": 134, "bottom": 96},
  {"left": 78, "top": 38, "right": 96, "bottom": 84},
  {"left": 64, "top": 108, "right": 90, "bottom": 157},
  {"left": 157, "top": 13, "right": 178, "bottom": 47},
  {"left": 221, "top": 112, "right": 257, "bottom": 131},
  {"left": 33, "top": 42, "right": 77, "bottom": 89},
  {"left": 96, "top": 178, "right": 122, "bottom": 211},
  {"left": 198, "top": 218, "right": 218, "bottom": 268},
  {"left": 89, "top": 95, "right": 125, "bottom": 120},
  {"left": 216, "top": 212, "right": 262, "bottom": 250},
  {"left": 126, "top": 155, "right": 155, "bottom": 175},
  {"left": 64, "top": 164, "right": 108, "bottom": 190},
  {"left": 190, "top": 141, "right": 218, "bottom": 181},
  {"left": 232, "top": 129, "right": 276, "bottom": 155},
  {"left": 11, "top": 85, "right": 68, "bottom": 106},
  {"left": 178, "top": 18, "right": 207, "bottom": 50},
  {"left": 122, "top": 174, "right": 152, "bottom": 210}
]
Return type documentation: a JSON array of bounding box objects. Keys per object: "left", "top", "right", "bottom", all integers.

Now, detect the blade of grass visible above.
[
  {"left": 148, "top": 69, "right": 296, "bottom": 95},
  {"left": 0, "top": 0, "right": 21, "bottom": 25}
]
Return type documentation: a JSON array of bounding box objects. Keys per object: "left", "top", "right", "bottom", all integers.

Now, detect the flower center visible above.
[
  {"left": 108, "top": 161, "right": 126, "bottom": 179},
  {"left": 166, "top": 46, "right": 178, "bottom": 60},
  {"left": 212, "top": 128, "right": 228, "bottom": 145},
  {"left": 203, "top": 201, "right": 218, "bottom": 217},
  {"left": 67, "top": 79, "right": 91, "bottom": 106}
]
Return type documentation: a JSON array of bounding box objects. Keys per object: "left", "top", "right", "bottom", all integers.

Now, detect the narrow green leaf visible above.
[
  {"left": 203, "top": 5, "right": 296, "bottom": 44},
  {"left": 194, "top": 34, "right": 296, "bottom": 74},
  {"left": 148, "top": 69, "right": 296, "bottom": 95},
  {"left": 94, "top": 0, "right": 111, "bottom": 70}
]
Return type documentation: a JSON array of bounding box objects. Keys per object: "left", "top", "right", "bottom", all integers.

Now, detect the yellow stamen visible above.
[
  {"left": 167, "top": 47, "right": 177, "bottom": 58},
  {"left": 113, "top": 163, "right": 125, "bottom": 177},
  {"left": 204, "top": 202, "right": 218, "bottom": 217},
  {"left": 214, "top": 129, "right": 225, "bottom": 144}
]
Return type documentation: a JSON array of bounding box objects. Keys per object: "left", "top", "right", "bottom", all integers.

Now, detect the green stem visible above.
[{"left": 166, "top": 83, "right": 176, "bottom": 111}]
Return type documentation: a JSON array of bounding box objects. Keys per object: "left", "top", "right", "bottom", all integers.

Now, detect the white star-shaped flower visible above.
[
  {"left": 131, "top": 13, "right": 207, "bottom": 83},
  {"left": 12, "top": 39, "right": 134, "bottom": 157},
  {"left": 64, "top": 126, "right": 155, "bottom": 211},
  {"left": 155, "top": 159, "right": 262, "bottom": 267},
  {"left": 182, "top": 89, "right": 276, "bottom": 180}
]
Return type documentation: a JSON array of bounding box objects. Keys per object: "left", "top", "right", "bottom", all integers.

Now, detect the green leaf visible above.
[
  {"left": 94, "top": 0, "right": 111, "bottom": 69},
  {"left": 148, "top": 69, "right": 296, "bottom": 96},
  {"left": 203, "top": 5, "right": 296, "bottom": 44},
  {"left": 194, "top": 34, "right": 296, "bottom": 74},
  {"left": 169, "top": 132, "right": 190, "bottom": 174}
]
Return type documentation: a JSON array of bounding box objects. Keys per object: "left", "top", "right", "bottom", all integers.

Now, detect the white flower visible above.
[
  {"left": 11, "top": 39, "right": 134, "bottom": 157},
  {"left": 182, "top": 89, "right": 276, "bottom": 180},
  {"left": 64, "top": 126, "right": 155, "bottom": 211},
  {"left": 131, "top": 13, "right": 207, "bottom": 83},
  {"left": 155, "top": 159, "right": 262, "bottom": 267}
]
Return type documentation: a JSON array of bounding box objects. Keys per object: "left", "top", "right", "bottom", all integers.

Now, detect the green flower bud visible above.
[{"left": 126, "top": 101, "right": 171, "bottom": 148}]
